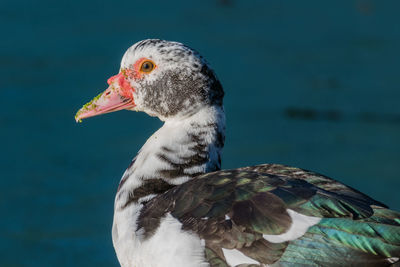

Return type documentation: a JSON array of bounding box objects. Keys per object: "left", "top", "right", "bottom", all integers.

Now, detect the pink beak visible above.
[{"left": 75, "top": 73, "right": 136, "bottom": 122}]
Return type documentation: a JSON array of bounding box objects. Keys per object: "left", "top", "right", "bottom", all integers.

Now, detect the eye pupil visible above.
[{"left": 140, "top": 61, "right": 154, "bottom": 72}]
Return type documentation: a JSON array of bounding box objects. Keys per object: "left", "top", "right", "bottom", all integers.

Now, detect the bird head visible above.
[{"left": 75, "top": 39, "right": 224, "bottom": 122}]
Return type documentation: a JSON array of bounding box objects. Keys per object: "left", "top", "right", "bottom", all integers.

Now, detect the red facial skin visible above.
[
  {"left": 75, "top": 58, "right": 156, "bottom": 122},
  {"left": 107, "top": 72, "right": 135, "bottom": 99}
]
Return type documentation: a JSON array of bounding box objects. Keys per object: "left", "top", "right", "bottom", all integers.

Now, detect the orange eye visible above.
[{"left": 140, "top": 60, "right": 155, "bottom": 73}]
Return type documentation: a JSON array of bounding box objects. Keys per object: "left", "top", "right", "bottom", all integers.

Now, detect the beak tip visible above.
[
  {"left": 74, "top": 116, "right": 81, "bottom": 123},
  {"left": 74, "top": 109, "right": 84, "bottom": 123}
]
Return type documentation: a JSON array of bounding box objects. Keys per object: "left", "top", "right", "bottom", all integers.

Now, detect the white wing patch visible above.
[
  {"left": 222, "top": 248, "right": 260, "bottom": 266},
  {"left": 387, "top": 257, "right": 399, "bottom": 264},
  {"left": 263, "top": 209, "right": 321, "bottom": 243}
]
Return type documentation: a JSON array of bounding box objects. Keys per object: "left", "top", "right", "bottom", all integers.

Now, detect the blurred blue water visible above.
[{"left": 1, "top": 0, "right": 399, "bottom": 266}]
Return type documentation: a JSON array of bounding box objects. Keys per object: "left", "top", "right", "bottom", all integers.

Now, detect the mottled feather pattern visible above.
[
  {"left": 115, "top": 105, "right": 224, "bottom": 202},
  {"left": 122, "top": 39, "right": 223, "bottom": 120}
]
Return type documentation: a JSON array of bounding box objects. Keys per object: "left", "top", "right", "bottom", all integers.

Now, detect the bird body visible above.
[{"left": 75, "top": 39, "right": 400, "bottom": 267}]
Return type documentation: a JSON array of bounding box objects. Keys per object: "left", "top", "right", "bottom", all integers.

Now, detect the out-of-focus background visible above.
[{"left": 1, "top": 0, "right": 399, "bottom": 266}]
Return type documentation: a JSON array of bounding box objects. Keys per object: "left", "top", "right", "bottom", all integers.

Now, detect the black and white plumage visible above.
[{"left": 75, "top": 39, "right": 400, "bottom": 267}]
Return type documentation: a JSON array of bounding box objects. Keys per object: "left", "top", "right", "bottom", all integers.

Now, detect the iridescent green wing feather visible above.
[{"left": 138, "top": 164, "right": 400, "bottom": 266}]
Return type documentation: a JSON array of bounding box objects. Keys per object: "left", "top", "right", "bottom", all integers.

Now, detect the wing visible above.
[{"left": 137, "top": 164, "right": 400, "bottom": 267}]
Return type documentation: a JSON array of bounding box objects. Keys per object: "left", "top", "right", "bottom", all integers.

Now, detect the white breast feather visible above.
[{"left": 136, "top": 213, "right": 208, "bottom": 267}]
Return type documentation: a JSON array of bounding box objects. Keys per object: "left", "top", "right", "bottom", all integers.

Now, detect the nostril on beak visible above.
[{"left": 105, "top": 91, "right": 111, "bottom": 96}]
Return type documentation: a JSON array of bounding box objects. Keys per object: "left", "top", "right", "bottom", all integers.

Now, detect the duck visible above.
[{"left": 75, "top": 39, "right": 400, "bottom": 267}]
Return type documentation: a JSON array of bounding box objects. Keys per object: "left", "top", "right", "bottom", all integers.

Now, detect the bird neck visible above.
[{"left": 115, "top": 105, "right": 225, "bottom": 210}]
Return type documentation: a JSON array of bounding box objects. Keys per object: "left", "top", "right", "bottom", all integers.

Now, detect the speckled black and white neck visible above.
[{"left": 115, "top": 105, "right": 225, "bottom": 209}]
